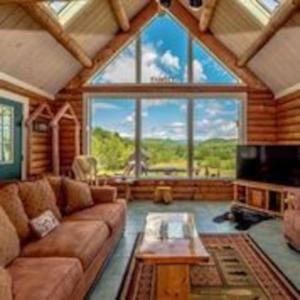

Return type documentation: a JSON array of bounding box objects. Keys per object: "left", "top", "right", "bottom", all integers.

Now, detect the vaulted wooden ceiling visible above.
[{"left": 0, "top": 0, "right": 299, "bottom": 98}]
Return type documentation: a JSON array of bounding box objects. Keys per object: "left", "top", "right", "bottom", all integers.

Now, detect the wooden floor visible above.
[{"left": 86, "top": 201, "right": 300, "bottom": 300}]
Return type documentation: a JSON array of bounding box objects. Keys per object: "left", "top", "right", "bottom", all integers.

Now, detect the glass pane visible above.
[
  {"left": 193, "top": 99, "right": 240, "bottom": 178},
  {"left": 91, "top": 41, "right": 136, "bottom": 84},
  {"left": 141, "top": 14, "right": 188, "bottom": 83},
  {"left": 0, "top": 104, "right": 14, "bottom": 164},
  {"left": 48, "top": 1, "right": 69, "bottom": 14},
  {"left": 193, "top": 40, "right": 239, "bottom": 84},
  {"left": 257, "top": 0, "right": 280, "bottom": 13},
  {"left": 90, "top": 98, "right": 135, "bottom": 176},
  {"left": 141, "top": 99, "right": 188, "bottom": 178}
]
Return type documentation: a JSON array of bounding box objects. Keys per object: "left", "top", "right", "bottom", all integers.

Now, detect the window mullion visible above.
[
  {"left": 188, "top": 98, "right": 194, "bottom": 178},
  {"left": 188, "top": 34, "right": 193, "bottom": 84}
]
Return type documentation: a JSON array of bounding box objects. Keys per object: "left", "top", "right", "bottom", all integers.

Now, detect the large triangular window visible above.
[{"left": 89, "top": 13, "right": 242, "bottom": 85}]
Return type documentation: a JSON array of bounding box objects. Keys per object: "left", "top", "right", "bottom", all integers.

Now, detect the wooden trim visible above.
[
  {"left": 50, "top": 102, "right": 81, "bottom": 175},
  {"left": 0, "top": 77, "right": 54, "bottom": 101},
  {"left": 20, "top": 2, "right": 93, "bottom": 68},
  {"left": 110, "top": 0, "right": 130, "bottom": 32},
  {"left": 199, "top": 0, "right": 219, "bottom": 32},
  {"left": 169, "top": 0, "right": 269, "bottom": 90},
  {"left": 238, "top": 0, "right": 300, "bottom": 67},
  {"left": 64, "top": 1, "right": 159, "bottom": 90},
  {"left": 75, "top": 84, "right": 260, "bottom": 94},
  {"left": 26, "top": 102, "right": 54, "bottom": 125}
]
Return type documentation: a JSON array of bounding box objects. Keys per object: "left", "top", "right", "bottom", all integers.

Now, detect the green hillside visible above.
[{"left": 91, "top": 127, "right": 237, "bottom": 177}]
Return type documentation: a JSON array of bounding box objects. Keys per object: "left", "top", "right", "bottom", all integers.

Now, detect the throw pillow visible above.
[
  {"left": 63, "top": 178, "right": 94, "bottom": 214},
  {"left": 18, "top": 179, "right": 62, "bottom": 220},
  {"left": 46, "top": 176, "right": 66, "bottom": 213},
  {"left": 0, "top": 267, "right": 13, "bottom": 300},
  {"left": 0, "top": 206, "right": 20, "bottom": 267},
  {"left": 30, "top": 210, "right": 60, "bottom": 238},
  {"left": 0, "top": 184, "right": 31, "bottom": 242}
]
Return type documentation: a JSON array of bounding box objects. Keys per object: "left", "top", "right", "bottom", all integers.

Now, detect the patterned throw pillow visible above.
[
  {"left": 18, "top": 179, "right": 62, "bottom": 220},
  {"left": 0, "top": 184, "right": 31, "bottom": 242},
  {"left": 0, "top": 206, "right": 20, "bottom": 267},
  {"left": 30, "top": 210, "right": 60, "bottom": 238},
  {"left": 0, "top": 267, "right": 13, "bottom": 300},
  {"left": 63, "top": 178, "right": 94, "bottom": 214}
]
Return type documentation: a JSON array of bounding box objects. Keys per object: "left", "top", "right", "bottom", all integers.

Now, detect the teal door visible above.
[{"left": 0, "top": 98, "right": 23, "bottom": 180}]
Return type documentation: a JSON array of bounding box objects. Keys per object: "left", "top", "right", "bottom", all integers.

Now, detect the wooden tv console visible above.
[{"left": 233, "top": 180, "right": 300, "bottom": 217}]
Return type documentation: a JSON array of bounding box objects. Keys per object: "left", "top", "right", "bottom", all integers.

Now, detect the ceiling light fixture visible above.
[
  {"left": 159, "top": 0, "right": 172, "bottom": 8},
  {"left": 189, "top": 0, "right": 203, "bottom": 9}
]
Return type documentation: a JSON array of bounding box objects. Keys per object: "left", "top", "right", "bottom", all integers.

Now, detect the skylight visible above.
[
  {"left": 47, "top": 0, "right": 88, "bottom": 25},
  {"left": 48, "top": 1, "right": 69, "bottom": 15},
  {"left": 256, "top": 0, "right": 280, "bottom": 13}
]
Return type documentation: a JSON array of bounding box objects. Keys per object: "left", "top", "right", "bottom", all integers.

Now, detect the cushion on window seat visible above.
[
  {"left": 21, "top": 221, "right": 109, "bottom": 270},
  {"left": 9, "top": 257, "right": 83, "bottom": 300}
]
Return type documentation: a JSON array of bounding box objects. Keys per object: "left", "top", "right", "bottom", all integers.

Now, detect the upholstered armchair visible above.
[{"left": 284, "top": 189, "right": 300, "bottom": 251}]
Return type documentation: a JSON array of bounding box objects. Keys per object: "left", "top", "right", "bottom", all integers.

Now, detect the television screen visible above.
[{"left": 237, "top": 145, "right": 300, "bottom": 187}]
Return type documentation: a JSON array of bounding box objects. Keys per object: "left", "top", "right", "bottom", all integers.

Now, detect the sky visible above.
[{"left": 90, "top": 14, "right": 241, "bottom": 142}]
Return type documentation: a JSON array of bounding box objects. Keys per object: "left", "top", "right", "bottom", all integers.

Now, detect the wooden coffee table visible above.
[{"left": 136, "top": 213, "right": 209, "bottom": 300}]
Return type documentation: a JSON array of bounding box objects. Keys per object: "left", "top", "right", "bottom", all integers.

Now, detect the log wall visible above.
[
  {"left": 277, "top": 90, "right": 300, "bottom": 144},
  {"left": 27, "top": 98, "right": 53, "bottom": 178}
]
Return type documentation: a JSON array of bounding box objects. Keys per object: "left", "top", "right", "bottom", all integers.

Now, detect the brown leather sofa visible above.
[{"left": 0, "top": 177, "right": 127, "bottom": 300}]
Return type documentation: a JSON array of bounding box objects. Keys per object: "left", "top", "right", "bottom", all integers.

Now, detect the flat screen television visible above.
[{"left": 237, "top": 145, "right": 300, "bottom": 187}]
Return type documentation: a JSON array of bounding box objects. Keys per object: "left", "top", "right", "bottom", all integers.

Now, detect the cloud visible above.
[
  {"left": 193, "top": 59, "right": 207, "bottom": 82},
  {"left": 92, "top": 43, "right": 136, "bottom": 83},
  {"left": 161, "top": 50, "right": 180, "bottom": 71},
  {"left": 195, "top": 118, "right": 238, "bottom": 141},
  {"left": 92, "top": 102, "right": 120, "bottom": 110}
]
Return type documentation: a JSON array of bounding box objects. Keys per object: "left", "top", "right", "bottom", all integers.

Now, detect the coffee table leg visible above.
[{"left": 156, "top": 265, "right": 190, "bottom": 300}]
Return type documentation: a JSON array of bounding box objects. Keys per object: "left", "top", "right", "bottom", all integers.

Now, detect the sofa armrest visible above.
[{"left": 90, "top": 186, "right": 117, "bottom": 204}]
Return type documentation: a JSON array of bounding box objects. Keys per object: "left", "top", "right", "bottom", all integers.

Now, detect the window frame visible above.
[{"left": 84, "top": 93, "right": 247, "bottom": 180}]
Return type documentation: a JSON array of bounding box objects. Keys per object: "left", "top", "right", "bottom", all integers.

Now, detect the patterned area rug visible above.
[{"left": 118, "top": 234, "right": 299, "bottom": 300}]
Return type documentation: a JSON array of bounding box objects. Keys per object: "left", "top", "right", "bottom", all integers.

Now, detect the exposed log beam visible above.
[
  {"left": 110, "top": 0, "right": 130, "bottom": 32},
  {"left": 199, "top": 0, "right": 219, "bottom": 32},
  {"left": 64, "top": 1, "right": 159, "bottom": 90},
  {"left": 20, "top": 2, "right": 93, "bottom": 68},
  {"left": 238, "top": 0, "right": 300, "bottom": 67}
]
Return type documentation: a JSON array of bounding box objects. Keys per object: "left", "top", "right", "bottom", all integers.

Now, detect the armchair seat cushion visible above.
[
  {"left": 9, "top": 257, "right": 82, "bottom": 300},
  {"left": 65, "top": 199, "right": 127, "bottom": 233},
  {"left": 21, "top": 221, "right": 109, "bottom": 270}
]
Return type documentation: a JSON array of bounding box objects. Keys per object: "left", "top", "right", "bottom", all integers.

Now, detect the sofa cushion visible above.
[
  {"left": 18, "top": 179, "right": 62, "bottom": 220},
  {"left": 0, "top": 184, "right": 30, "bottom": 242},
  {"left": 0, "top": 206, "right": 20, "bottom": 267},
  {"left": 65, "top": 199, "right": 127, "bottom": 233},
  {"left": 91, "top": 186, "right": 117, "bottom": 204},
  {"left": 0, "top": 267, "right": 13, "bottom": 300},
  {"left": 9, "top": 257, "right": 82, "bottom": 300},
  {"left": 22, "top": 220, "right": 109, "bottom": 270},
  {"left": 63, "top": 178, "right": 94, "bottom": 214},
  {"left": 46, "top": 176, "right": 66, "bottom": 213}
]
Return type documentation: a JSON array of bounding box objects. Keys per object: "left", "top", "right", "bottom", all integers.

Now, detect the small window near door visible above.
[{"left": 0, "top": 104, "right": 14, "bottom": 164}]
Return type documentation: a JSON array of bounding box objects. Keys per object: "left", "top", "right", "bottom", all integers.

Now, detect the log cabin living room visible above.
[{"left": 0, "top": 0, "right": 300, "bottom": 299}]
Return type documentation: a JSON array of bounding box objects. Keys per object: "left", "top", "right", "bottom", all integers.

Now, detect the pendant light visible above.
[
  {"left": 189, "top": 0, "right": 203, "bottom": 9},
  {"left": 160, "top": 0, "right": 172, "bottom": 8}
]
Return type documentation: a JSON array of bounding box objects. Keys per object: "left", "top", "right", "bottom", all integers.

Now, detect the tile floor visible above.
[{"left": 86, "top": 201, "right": 300, "bottom": 300}]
